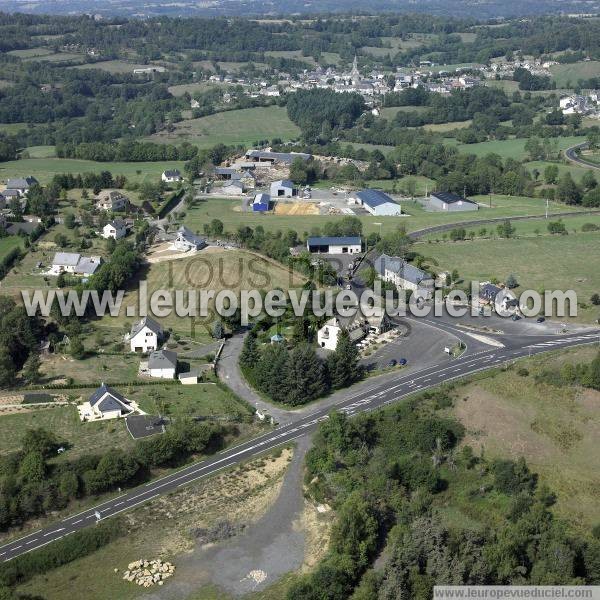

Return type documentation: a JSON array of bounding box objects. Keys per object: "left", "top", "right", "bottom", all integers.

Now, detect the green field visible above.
[
  {"left": 453, "top": 346, "right": 600, "bottom": 530},
  {"left": 448, "top": 135, "right": 586, "bottom": 160},
  {"left": 418, "top": 231, "right": 600, "bottom": 321},
  {"left": 423, "top": 119, "right": 472, "bottom": 132},
  {"left": 524, "top": 159, "right": 596, "bottom": 183},
  {"left": 0, "top": 157, "right": 185, "bottom": 185},
  {"left": 70, "top": 60, "right": 164, "bottom": 74},
  {"left": 147, "top": 106, "right": 300, "bottom": 148},
  {"left": 0, "top": 235, "right": 23, "bottom": 261},
  {"left": 549, "top": 61, "right": 600, "bottom": 87}
]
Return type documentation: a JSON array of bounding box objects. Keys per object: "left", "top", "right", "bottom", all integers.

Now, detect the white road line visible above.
[{"left": 43, "top": 528, "right": 64, "bottom": 537}]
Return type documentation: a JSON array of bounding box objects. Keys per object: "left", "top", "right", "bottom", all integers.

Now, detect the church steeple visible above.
[{"left": 351, "top": 54, "right": 360, "bottom": 84}]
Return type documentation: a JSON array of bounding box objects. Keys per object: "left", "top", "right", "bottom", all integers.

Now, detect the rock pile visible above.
[{"left": 122, "top": 559, "right": 175, "bottom": 587}]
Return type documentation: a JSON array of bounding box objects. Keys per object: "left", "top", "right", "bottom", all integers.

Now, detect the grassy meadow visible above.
[{"left": 146, "top": 106, "right": 300, "bottom": 148}]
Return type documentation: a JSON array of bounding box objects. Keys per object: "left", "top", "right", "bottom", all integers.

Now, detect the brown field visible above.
[{"left": 273, "top": 201, "right": 320, "bottom": 216}]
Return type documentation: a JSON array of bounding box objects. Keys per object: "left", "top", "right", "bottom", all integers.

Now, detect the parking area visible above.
[{"left": 125, "top": 414, "right": 166, "bottom": 439}]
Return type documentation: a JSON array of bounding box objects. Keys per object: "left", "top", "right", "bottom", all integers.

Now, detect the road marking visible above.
[
  {"left": 72, "top": 519, "right": 82, "bottom": 524},
  {"left": 43, "top": 528, "right": 64, "bottom": 537}
]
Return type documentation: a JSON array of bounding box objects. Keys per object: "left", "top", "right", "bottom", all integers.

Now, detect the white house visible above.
[
  {"left": 102, "top": 219, "right": 127, "bottom": 240},
  {"left": 148, "top": 349, "right": 177, "bottom": 379},
  {"left": 6, "top": 176, "right": 38, "bottom": 196},
  {"left": 50, "top": 252, "right": 103, "bottom": 276},
  {"left": 306, "top": 236, "right": 362, "bottom": 254},
  {"left": 161, "top": 169, "right": 182, "bottom": 184},
  {"left": 374, "top": 254, "right": 435, "bottom": 296},
  {"left": 96, "top": 190, "right": 128, "bottom": 212},
  {"left": 270, "top": 179, "right": 297, "bottom": 198},
  {"left": 352, "top": 189, "right": 401, "bottom": 216},
  {"left": 130, "top": 316, "right": 163, "bottom": 353},
  {"left": 171, "top": 226, "right": 205, "bottom": 252},
  {"left": 81, "top": 384, "right": 132, "bottom": 421},
  {"left": 317, "top": 314, "right": 367, "bottom": 350}
]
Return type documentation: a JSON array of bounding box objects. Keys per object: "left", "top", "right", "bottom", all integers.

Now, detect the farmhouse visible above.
[
  {"left": 306, "top": 236, "right": 362, "bottom": 254},
  {"left": 270, "top": 179, "right": 297, "bottom": 198},
  {"left": 352, "top": 189, "right": 401, "bottom": 216},
  {"left": 148, "top": 349, "right": 177, "bottom": 379},
  {"left": 221, "top": 181, "right": 245, "bottom": 195},
  {"left": 102, "top": 219, "right": 127, "bottom": 240},
  {"left": 171, "top": 226, "right": 205, "bottom": 252},
  {"left": 428, "top": 191, "right": 478, "bottom": 212},
  {"left": 80, "top": 384, "right": 132, "bottom": 421},
  {"left": 6, "top": 176, "right": 38, "bottom": 196},
  {"left": 374, "top": 254, "right": 435, "bottom": 296},
  {"left": 215, "top": 167, "right": 239, "bottom": 180},
  {"left": 253, "top": 193, "right": 271, "bottom": 212},
  {"left": 161, "top": 169, "right": 183, "bottom": 184},
  {"left": 50, "top": 252, "right": 103, "bottom": 276},
  {"left": 130, "top": 316, "right": 163, "bottom": 353},
  {"left": 96, "top": 190, "right": 128, "bottom": 212},
  {"left": 245, "top": 150, "right": 312, "bottom": 166}
]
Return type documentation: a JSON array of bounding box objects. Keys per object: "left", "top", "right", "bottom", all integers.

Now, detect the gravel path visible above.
[{"left": 144, "top": 435, "right": 311, "bottom": 599}]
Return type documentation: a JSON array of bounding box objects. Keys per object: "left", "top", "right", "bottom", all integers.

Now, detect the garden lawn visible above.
[
  {"left": 0, "top": 235, "right": 23, "bottom": 261},
  {"left": 146, "top": 106, "right": 300, "bottom": 148}
]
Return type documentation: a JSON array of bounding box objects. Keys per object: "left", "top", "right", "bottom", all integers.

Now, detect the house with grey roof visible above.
[
  {"left": 221, "top": 180, "right": 245, "bottom": 195},
  {"left": 79, "top": 383, "right": 132, "bottom": 421},
  {"left": 171, "top": 226, "right": 205, "bottom": 252},
  {"left": 50, "top": 252, "right": 103, "bottom": 276},
  {"left": 6, "top": 176, "right": 38, "bottom": 196},
  {"left": 148, "top": 349, "right": 177, "bottom": 379},
  {"left": 96, "top": 190, "right": 128, "bottom": 212},
  {"left": 374, "top": 254, "right": 435, "bottom": 296},
  {"left": 161, "top": 169, "right": 182, "bottom": 183},
  {"left": 428, "top": 191, "right": 478, "bottom": 212},
  {"left": 130, "top": 317, "right": 163, "bottom": 353},
  {"left": 102, "top": 219, "right": 127, "bottom": 240}
]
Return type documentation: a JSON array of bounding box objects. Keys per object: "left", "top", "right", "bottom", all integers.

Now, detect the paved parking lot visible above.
[{"left": 126, "top": 415, "right": 166, "bottom": 439}]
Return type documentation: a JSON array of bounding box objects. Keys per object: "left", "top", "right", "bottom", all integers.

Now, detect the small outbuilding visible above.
[
  {"left": 270, "top": 179, "right": 297, "bottom": 198},
  {"left": 429, "top": 191, "right": 479, "bottom": 212},
  {"left": 252, "top": 193, "right": 271, "bottom": 212}
]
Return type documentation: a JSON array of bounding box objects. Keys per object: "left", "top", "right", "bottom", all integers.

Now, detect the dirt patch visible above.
[
  {"left": 296, "top": 501, "right": 333, "bottom": 572},
  {"left": 273, "top": 201, "right": 320, "bottom": 216}
]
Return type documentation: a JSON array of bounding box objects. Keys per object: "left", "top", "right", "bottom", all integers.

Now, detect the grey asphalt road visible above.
[
  {"left": 565, "top": 142, "right": 600, "bottom": 170},
  {"left": 1, "top": 328, "right": 599, "bottom": 564}
]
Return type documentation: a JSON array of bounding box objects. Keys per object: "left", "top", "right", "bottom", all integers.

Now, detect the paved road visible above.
[
  {"left": 1, "top": 328, "right": 599, "bottom": 564},
  {"left": 565, "top": 142, "right": 600, "bottom": 170}
]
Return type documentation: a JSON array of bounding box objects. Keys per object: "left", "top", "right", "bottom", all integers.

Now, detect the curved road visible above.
[
  {"left": 1, "top": 328, "right": 599, "bottom": 564},
  {"left": 565, "top": 142, "right": 600, "bottom": 170}
]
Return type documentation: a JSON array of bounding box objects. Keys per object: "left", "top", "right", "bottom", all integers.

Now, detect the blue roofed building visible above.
[
  {"left": 253, "top": 193, "right": 271, "bottom": 212},
  {"left": 352, "top": 189, "right": 402, "bottom": 216}
]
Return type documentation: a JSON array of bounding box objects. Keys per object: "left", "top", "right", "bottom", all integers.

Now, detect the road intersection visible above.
[{"left": 0, "top": 323, "right": 598, "bottom": 564}]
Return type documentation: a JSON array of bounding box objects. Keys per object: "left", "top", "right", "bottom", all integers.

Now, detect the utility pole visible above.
[{"left": 545, "top": 198, "right": 549, "bottom": 219}]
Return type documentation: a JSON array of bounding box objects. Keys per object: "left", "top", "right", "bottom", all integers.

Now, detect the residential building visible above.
[
  {"left": 374, "top": 254, "right": 435, "bottom": 296},
  {"left": 148, "top": 349, "right": 177, "bottom": 379},
  {"left": 130, "top": 316, "right": 163, "bottom": 353},
  {"left": 102, "top": 219, "right": 127, "bottom": 240},
  {"left": 270, "top": 179, "right": 297, "bottom": 198},
  {"left": 171, "top": 226, "right": 205, "bottom": 252},
  {"left": 83, "top": 384, "right": 132, "bottom": 420},
  {"left": 6, "top": 176, "right": 38, "bottom": 196},
  {"left": 306, "top": 236, "right": 362, "bottom": 254},
  {"left": 253, "top": 193, "right": 271, "bottom": 212},
  {"left": 96, "top": 190, "right": 128, "bottom": 212},
  {"left": 50, "top": 252, "right": 103, "bottom": 276},
  {"left": 428, "top": 191, "right": 479, "bottom": 212},
  {"left": 352, "top": 189, "right": 401, "bottom": 216},
  {"left": 161, "top": 169, "right": 182, "bottom": 183}
]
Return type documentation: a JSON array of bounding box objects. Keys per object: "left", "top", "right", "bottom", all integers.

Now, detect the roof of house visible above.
[
  {"left": 97, "top": 189, "right": 127, "bottom": 204},
  {"left": 148, "top": 349, "right": 177, "bottom": 370},
  {"left": 355, "top": 189, "right": 396, "bottom": 208},
  {"left": 271, "top": 179, "right": 295, "bottom": 189},
  {"left": 7, "top": 176, "right": 37, "bottom": 189},
  {"left": 215, "top": 167, "right": 238, "bottom": 175},
  {"left": 307, "top": 236, "right": 362, "bottom": 246},
  {"left": 3, "top": 189, "right": 21, "bottom": 197},
  {"left": 431, "top": 191, "right": 477, "bottom": 205},
  {"left": 374, "top": 254, "right": 433, "bottom": 286},
  {"left": 89, "top": 383, "right": 131, "bottom": 413},
  {"left": 163, "top": 169, "right": 181, "bottom": 177},
  {"left": 76, "top": 256, "right": 102, "bottom": 275},
  {"left": 106, "top": 219, "right": 126, "bottom": 229},
  {"left": 53, "top": 252, "right": 81, "bottom": 267},
  {"left": 176, "top": 225, "right": 204, "bottom": 246},
  {"left": 131, "top": 316, "right": 163, "bottom": 338},
  {"left": 224, "top": 181, "right": 244, "bottom": 189},
  {"left": 480, "top": 283, "right": 502, "bottom": 298}
]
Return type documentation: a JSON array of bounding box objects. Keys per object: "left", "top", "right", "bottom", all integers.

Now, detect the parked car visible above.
[
  {"left": 387, "top": 359, "right": 397, "bottom": 367},
  {"left": 511, "top": 314, "right": 521, "bottom": 321},
  {"left": 398, "top": 358, "right": 408, "bottom": 366},
  {"left": 536, "top": 316, "right": 546, "bottom": 323}
]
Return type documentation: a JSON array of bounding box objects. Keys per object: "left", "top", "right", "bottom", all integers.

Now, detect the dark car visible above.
[
  {"left": 387, "top": 359, "right": 397, "bottom": 367},
  {"left": 398, "top": 358, "right": 408, "bottom": 366},
  {"left": 511, "top": 314, "right": 521, "bottom": 321},
  {"left": 536, "top": 316, "right": 546, "bottom": 323}
]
